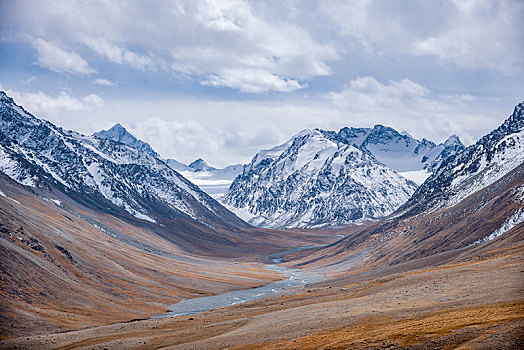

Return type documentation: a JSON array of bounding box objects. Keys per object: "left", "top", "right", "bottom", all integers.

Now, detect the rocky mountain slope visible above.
[
  {"left": 0, "top": 169, "right": 290, "bottom": 338},
  {"left": 398, "top": 102, "right": 524, "bottom": 216},
  {"left": 222, "top": 125, "right": 463, "bottom": 229},
  {"left": 93, "top": 123, "right": 243, "bottom": 198},
  {"left": 222, "top": 128, "right": 418, "bottom": 229},
  {"left": 0, "top": 91, "right": 249, "bottom": 239},
  {"left": 294, "top": 103, "right": 524, "bottom": 272}
]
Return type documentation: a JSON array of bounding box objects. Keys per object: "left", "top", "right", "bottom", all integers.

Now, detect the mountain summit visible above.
[
  {"left": 0, "top": 91, "right": 247, "bottom": 234},
  {"left": 222, "top": 128, "right": 418, "bottom": 228},
  {"left": 188, "top": 158, "right": 216, "bottom": 172},
  {"left": 221, "top": 124, "right": 464, "bottom": 229},
  {"left": 94, "top": 123, "right": 159, "bottom": 158}
]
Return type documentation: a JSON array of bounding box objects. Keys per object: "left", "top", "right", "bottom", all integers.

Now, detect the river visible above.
[{"left": 152, "top": 245, "right": 324, "bottom": 319}]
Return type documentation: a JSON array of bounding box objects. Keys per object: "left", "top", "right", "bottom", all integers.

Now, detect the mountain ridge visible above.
[
  {"left": 222, "top": 124, "right": 464, "bottom": 229},
  {"left": 396, "top": 101, "right": 524, "bottom": 217},
  {"left": 0, "top": 91, "right": 250, "bottom": 243}
]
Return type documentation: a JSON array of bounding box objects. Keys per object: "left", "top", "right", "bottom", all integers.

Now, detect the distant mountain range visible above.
[
  {"left": 299, "top": 103, "right": 524, "bottom": 271},
  {"left": 0, "top": 91, "right": 251, "bottom": 255},
  {"left": 82, "top": 113, "right": 467, "bottom": 229},
  {"left": 4, "top": 89, "right": 520, "bottom": 232},
  {"left": 221, "top": 125, "right": 464, "bottom": 228}
]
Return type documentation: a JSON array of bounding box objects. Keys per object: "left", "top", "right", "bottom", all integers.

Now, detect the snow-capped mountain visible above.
[
  {"left": 94, "top": 123, "right": 159, "bottom": 158},
  {"left": 188, "top": 158, "right": 216, "bottom": 172},
  {"left": 221, "top": 124, "right": 464, "bottom": 229},
  {"left": 0, "top": 91, "right": 245, "bottom": 229},
  {"left": 222, "top": 128, "right": 418, "bottom": 228},
  {"left": 328, "top": 125, "right": 464, "bottom": 184},
  {"left": 93, "top": 124, "right": 244, "bottom": 198},
  {"left": 398, "top": 102, "right": 524, "bottom": 216}
]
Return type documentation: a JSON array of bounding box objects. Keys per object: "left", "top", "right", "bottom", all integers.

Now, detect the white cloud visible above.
[
  {"left": 20, "top": 76, "right": 37, "bottom": 85},
  {"left": 203, "top": 69, "right": 305, "bottom": 93},
  {"left": 5, "top": 0, "right": 338, "bottom": 92},
  {"left": 32, "top": 38, "right": 94, "bottom": 75},
  {"left": 1, "top": 84, "right": 103, "bottom": 118},
  {"left": 20, "top": 79, "right": 507, "bottom": 168},
  {"left": 93, "top": 78, "right": 117, "bottom": 87},
  {"left": 83, "top": 37, "right": 156, "bottom": 70},
  {"left": 320, "top": 0, "right": 524, "bottom": 74},
  {"left": 327, "top": 76, "right": 504, "bottom": 145}
]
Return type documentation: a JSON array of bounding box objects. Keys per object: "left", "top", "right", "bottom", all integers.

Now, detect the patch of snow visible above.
[
  {"left": 43, "top": 198, "right": 62, "bottom": 206},
  {"left": 398, "top": 170, "right": 431, "bottom": 185},
  {"left": 0, "top": 148, "right": 36, "bottom": 187},
  {"left": 472, "top": 208, "right": 524, "bottom": 245},
  {"left": 129, "top": 209, "right": 157, "bottom": 223}
]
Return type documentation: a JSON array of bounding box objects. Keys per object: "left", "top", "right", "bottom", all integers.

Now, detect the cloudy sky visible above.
[{"left": 1, "top": 0, "right": 523, "bottom": 167}]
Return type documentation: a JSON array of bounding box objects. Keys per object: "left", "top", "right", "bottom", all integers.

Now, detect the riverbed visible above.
[{"left": 153, "top": 246, "right": 324, "bottom": 319}]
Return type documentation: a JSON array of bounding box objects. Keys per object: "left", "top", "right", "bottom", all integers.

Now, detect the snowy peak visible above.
[
  {"left": 0, "top": 91, "right": 246, "bottom": 230},
  {"left": 222, "top": 121, "right": 466, "bottom": 228},
  {"left": 422, "top": 135, "right": 465, "bottom": 173},
  {"left": 364, "top": 124, "right": 408, "bottom": 146},
  {"left": 94, "top": 123, "right": 159, "bottom": 158},
  {"left": 444, "top": 134, "right": 462, "bottom": 147},
  {"left": 165, "top": 158, "right": 193, "bottom": 172},
  {"left": 188, "top": 158, "right": 216, "bottom": 172},
  {"left": 398, "top": 101, "right": 524, "bottom": 215},
  {"left": 222, "top": 127, "right": 418, "bottom": 228},
  {"left": 317, "top": 124, "right": 461, "bottom": 175}
]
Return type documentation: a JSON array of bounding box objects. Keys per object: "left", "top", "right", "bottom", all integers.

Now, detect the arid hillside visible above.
[{"left": 0, "top": 172, "right": 338, "bottom": 339}]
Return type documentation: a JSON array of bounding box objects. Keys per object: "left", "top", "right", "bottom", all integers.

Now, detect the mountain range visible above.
[
  {"left": 94, "top": 123, "right": 243, "bottom": 197},
  {"left": 0, "top": 91, "right": 264, "bottom": 255},
  {"left": 222, "top": 125, "right": 464, "bottom": 228},
  {"left": 295, "top": 102, "right": 524, "bottom": 273},
  {"left": 1, "top": 89, "right": 523, "bottom": 347}
]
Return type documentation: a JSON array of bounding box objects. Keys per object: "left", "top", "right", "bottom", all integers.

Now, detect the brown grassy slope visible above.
[
  {"left": 0, "top": 174, "right": 338, "bottom": 339},
  {"left": 1, "top": 236, "right": 522, "bottom": 349},
  {"left": 288, "top": 162, "right": 524, "bottom": 279}
]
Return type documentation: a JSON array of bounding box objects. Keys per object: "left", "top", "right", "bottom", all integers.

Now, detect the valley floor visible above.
[{"left": 2, "top": 242, "right": 523, "bottom": 349}]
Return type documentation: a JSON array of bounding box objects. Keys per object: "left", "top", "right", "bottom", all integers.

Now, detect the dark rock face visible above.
[
  {"left": 397, "top": 102, "right": 524, "bottom": 217},
  {"left": 222, "top": 122, "right": 465, "bottom": 229},
  {"left": 0, "top": 91, "right": 247, "bottom": 231}
]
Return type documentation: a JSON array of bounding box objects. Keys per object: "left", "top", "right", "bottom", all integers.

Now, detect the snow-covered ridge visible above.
[
  {"left": 94, "top": 123, "right": 244, "bottom": 198},
  {"left": 221, "top": 122, "right": 464, "bottom": 229},
  {"left": 222, "top": 128, "right": 420, "bottom": 229},
  {"left": 399, "top": 101, "right": 524, "bottom": 215},
  {"left": 0, "top": 91, "right": 237, "bottom": 226}
]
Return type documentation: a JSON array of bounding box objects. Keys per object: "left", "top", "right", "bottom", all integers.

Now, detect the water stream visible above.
[{"left": 152, "top": 245, "right": 324, "bottom": 319}]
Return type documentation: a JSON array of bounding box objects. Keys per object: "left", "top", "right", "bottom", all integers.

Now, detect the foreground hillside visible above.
[
  {"left": 0, "top": 93, "right": 341, "bottom": 338},
  {"left": 0, "top": 170, "right": 339, "bottom": 339},
  {"left": 3, "top": 237, "right": 522, "bottom": 349}
]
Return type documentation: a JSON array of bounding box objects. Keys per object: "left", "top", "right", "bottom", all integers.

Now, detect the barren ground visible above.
[{"left": 2, "top": 242, "right": 523, "bottom": 349}]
